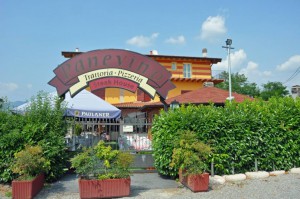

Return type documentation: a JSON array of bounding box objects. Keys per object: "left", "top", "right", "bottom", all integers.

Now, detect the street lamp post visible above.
[
  {"left": 222, "top": 39, "right": 234, "bottom": 102},
  {"left": 170, "top": 100, "right": 180, "bottom": 110}
]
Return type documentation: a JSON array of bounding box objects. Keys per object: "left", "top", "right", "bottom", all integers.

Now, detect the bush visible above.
[
  {"left": 11, "top": 145, "right": 50, "bottom": 180},
  {"left": 39, "top": 132, "right": 69, "bottom": 182},
  {"left": 71, "top": 141, "right": 134, "bottom": 180},
  {"left": 0, "top": 129, "right": 25, "bottom": 182},
  {"left": 152, "top": 104, "right": 216, "bottom": 177},
  {"left": 170, "top": 131, "right": 212, "bottom": 175},
  {"left": 0, "top": 91, "right": 68, "bottom": 183},
  {"left": 152, "top": 97, "right": 300, "bottom": 177}
]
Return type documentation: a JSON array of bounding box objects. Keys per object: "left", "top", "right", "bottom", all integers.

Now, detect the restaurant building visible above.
[
  {"left": 56, "top": 49, "right": 251, "bottom": 151},
  {"left": 61, "top": 48, "right": 224, "bottom": 109}
]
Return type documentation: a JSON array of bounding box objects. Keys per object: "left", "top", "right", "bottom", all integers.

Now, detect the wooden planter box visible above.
[
  {"left": 12, "top": 173, "right": 45, "bottom": 199},
  {"left": 79, "top": 177, "right": 131, "bottom": 199},
  {"left": 179, "top": 169, "right": 209, "bottom": 192}
]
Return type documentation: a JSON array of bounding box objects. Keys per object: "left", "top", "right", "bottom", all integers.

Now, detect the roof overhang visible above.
[
  {"left": 61, "top": 51, "right": 82, "bottom": 58},
  {"left": 171, "top": 78, "right": 224, "bottom": 84},
  {"left": 147, "top": 54, "right": 222, "bottom": 64}
]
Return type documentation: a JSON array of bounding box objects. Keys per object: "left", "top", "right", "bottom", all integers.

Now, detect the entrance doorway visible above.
[{"left": 64, "top": 113, "right": 153, "bottom": 152}]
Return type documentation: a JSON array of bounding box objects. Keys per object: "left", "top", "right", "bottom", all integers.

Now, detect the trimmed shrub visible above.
[{"left": 152, "top": 97, "right": 300, "bottom": 177}]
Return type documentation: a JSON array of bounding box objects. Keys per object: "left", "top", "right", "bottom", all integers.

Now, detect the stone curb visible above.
[
  {"left": 210, "top": 167, "right": 300, "bottom": 183},
  {"left": 245, "top": 171, "right": 269, "bottom": 179},
  {"left": 224, "top": 174, "right": 247, "bottom": 182},
  {"left": 209, "top": 175, "right": 226, "bottom": 185},
  {"left": 290, "top": 168, "right": 300, "bottom": 174},
  {"left": 269, "top": 170, "right": 286, "bottom": 176}
]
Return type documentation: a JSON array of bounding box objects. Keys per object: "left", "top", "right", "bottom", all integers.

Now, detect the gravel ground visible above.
[
  {"left": 126, "top": 173, "right": 300, "bottom": 199},
  {"left": 1, "top": 172, "right": 300, "bottom": 199}
]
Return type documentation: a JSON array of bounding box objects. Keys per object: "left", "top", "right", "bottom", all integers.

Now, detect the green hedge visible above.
[
  {"left": 152, "top": 97, "right": 300, "bottom": 177},
  {"left": 0, "top": 91, "right": 68, "bottom": 183}
]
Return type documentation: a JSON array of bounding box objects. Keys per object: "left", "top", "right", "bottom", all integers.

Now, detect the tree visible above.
[
  {"left": 260, "top": 81, "right": 289, "bottom": 100},
  {"left": 0, "top": 91, "right": 68, "bottom": 183},
  {"left": 0, "top": 97, "right": 10, "bottom": 111},
  {"left": 0, "top": 98, "right": 3, "bottom": 109},
  {"left": 215, "top": 71, "right": 260, "bottom": 97}
]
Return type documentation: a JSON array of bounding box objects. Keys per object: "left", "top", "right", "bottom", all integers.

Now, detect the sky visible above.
[{"left": 1, "top": 0, "right": 300, "bottom": 101}]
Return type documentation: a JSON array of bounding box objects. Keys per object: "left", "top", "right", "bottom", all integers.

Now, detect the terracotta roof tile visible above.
[
  {"left": 165, "top": 87, "right": 253, "bottom": 104},
  {"left": 113, "top": 87, "right": 253, "bottom": 109}
]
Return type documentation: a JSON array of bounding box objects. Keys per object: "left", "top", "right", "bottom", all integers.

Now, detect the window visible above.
[
  {"left": 171, "top": 62, "right": 177, "bottom": 70},
  {"left": 183, "top": 63, "right": 191, "bottom": 78}
]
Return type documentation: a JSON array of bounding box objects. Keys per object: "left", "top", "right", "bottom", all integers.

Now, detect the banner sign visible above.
[
  {"left": 65, "top": 109, "right": 119, "bottom": 119},
  {"left": 89, "top": 77, "right": 138, "bottom": 93},
  {"left": 49, "top": 49, "right": 175, "bottom": 99},
  {"left": 123, "top": 125, "right": 134, "bottom": 132}
]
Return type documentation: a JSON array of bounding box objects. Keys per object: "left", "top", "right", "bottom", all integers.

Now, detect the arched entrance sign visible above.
[{"left": 49, "top": 49, "right": 175, "bottom": 100}]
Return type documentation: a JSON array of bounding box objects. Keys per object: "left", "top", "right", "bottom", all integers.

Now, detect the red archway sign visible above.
[{"left": 48, "top": 49, "right": 175, "bottom": 101}]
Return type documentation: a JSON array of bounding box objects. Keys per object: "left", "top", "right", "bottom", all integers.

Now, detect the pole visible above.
[
  {"left": 228, "top": 46, "right": 232, "bottom": 101},
  {"left": 222, "top": 39, "right": 234, "bottom": 102}
]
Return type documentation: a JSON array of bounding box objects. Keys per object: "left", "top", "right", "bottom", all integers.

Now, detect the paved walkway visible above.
[
  {"left": 4, "top": 172, "right": 299, "bottom": 199},
  {"left": 35, "top": 172, "right": 181, "bottom": 199}
]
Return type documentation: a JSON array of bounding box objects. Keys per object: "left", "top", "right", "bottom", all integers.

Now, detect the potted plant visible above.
[
  {"left": 11, "top": 145, "right": 50, "bottom": 199},
  {"left": 71, "top": 140, "right": 134, "bottom": 199},
  {"left": 170, "top": 131, "right": 212, "bottom": 192}
]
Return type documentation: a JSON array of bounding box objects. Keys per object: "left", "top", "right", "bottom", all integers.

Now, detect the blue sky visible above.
[{"left": 1, "top": 0, "right": 300, "bottom": 101}]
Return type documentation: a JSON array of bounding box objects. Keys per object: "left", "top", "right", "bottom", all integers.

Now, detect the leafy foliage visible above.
[
  {"left": 11, "top": 145, "right": 50, "bottom": 180},
  {"left": 71, "top": 141, "right": 134, "bottom": 180},
  {"left": 0, "top": 97, "right": 11, "bottom": 112},
  {"left": 0, "top": 91, "right": 68, "bottom": 183},
  {"left": 215, "top": 72, "right": 290, "bottom": 100},
  {"left": 215, "top": 71, "right": 260, "bottom": 97},
  {"left": 170, "top": 131, "right": 212, "bottom": 175},
  {"left": 69, "top": 147, "right": 95, "bottom": 177},
  {"left": 24, "top": 91, "right": 67, "bottom": 137},
  {"left": 0, "top": 129, "right": 25, "bottom": 182},
  {"left": 152, "top": 97, "right": 300, "bottom": 176},
  {"left": 260, "top": 81, "right": 289, "bottom": 100},
  {"left": 39, "top": 132, "right": 69, "bottom": 182}
]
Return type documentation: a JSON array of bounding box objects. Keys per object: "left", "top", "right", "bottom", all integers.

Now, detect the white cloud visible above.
[
  {"left": 126, "top": 33, "right": 159, "bottom": 47},
  {"left": 239, "top": 61, "right": 272, "bottom": 80},
  {"left": 200, "top": 16, "right": 227, "bottom": 42},
  {"left": 246, "top": 61, "right": 258, "bottom": 71},
  {"left": 231, "top": 50, "right": 247, "bottom": 68},
  {"left": 239, "top": 61, "right": 258, "bottom": 76},
  {"left": 0, "top": 82, "right": 19, "bottom": 91},
  {"left": 215, "top": 49, "right": 247, "bottom": 71},
  {"left": 165, "top": 35, "right": 186, "bottom": 44},
  {"left": 276, "top": 55, "right": 300, "bottom": 71},
  {"left": 262, "top": 71, "right": 272, "bottom": 77},
  {"left": 214, "top": 51, "right": 299, "bottom": 89},
  {"left": 214, "top": 49, "right": 273, "bottom": 86}
]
